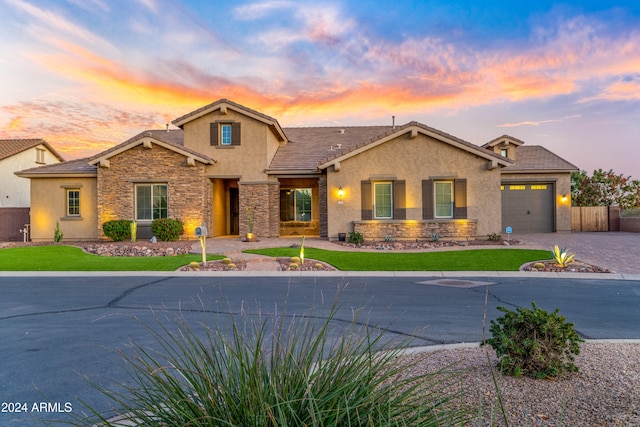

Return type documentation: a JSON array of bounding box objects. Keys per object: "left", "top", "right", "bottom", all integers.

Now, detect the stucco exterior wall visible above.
[
  {"left": 181, "top": 109, "right": 282, "bottom": 182},
  {"left": 96, "top": 143, "right": 209, "bottom": 239},
  {"left": 29, "top": 177, "right": 98, "bottom": 241},
  {"left": 325, "top": 132, "right": 502, "bottom": 239},
  {"left": 501, "top": 172, "right": 573, "bottom": 232},
  {"left": 1, "top": 146, "right": 61, "bottom": 207}
]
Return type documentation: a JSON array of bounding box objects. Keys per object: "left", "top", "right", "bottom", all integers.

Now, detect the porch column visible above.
[{"left": 239, "top": 181, "right": 280, "bottom": 238}]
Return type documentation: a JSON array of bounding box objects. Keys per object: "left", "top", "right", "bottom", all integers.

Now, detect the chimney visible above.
[
  {"left": 166, "top": 123, "right": 169, "bottom": 132},
  {"left": 392, "top": 115, "right": 395, "bottom": 130}
]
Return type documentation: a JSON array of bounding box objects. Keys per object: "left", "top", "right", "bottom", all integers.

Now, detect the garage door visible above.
[{"left": 501, "top": 183, "right": 555, "bottom": 233}]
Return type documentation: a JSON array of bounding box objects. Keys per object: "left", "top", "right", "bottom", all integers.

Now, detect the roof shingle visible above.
[{"left": 502, "top": 146, "right": 579, "bottom": 172}]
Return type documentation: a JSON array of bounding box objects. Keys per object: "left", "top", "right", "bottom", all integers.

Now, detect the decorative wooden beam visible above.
[
  {"left": 187, "top": 157, "right": 196, "bottom": 167},
  {"left": 143, "top": 140, "right": 152, "bottom": 149},
  {"left": 99, "top": 159, "right": 110, "bottom": 168}
]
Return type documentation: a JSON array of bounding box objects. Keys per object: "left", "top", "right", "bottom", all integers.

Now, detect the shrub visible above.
[
  {"left": 102, "top": 220, "right": 132, "bottom": 242},
  {"left": 290, "top": 256, "right": 300, "bottom": 264},
  {"left": 485, "top": 302, "right": 584, "bottom": 379},
  {"left": 289, "top": 262, "right": 299, "bottom": 269},
  {"left": 533, "top": 262, "right": 546, "bottom": 270},
  {"left": 551, "top": 245, "right": 575, "bottom": 267},
  {"left": 53, "top": 221, "right": 63, "bottom": 243},
  {"left": 76, "top": 305, "right": 467, "bottom": 426},
  {"left": 188, "top": 262, "right": 200, "bottom": 270},
  {"left": 151, "top": 218, "right": 184, "bottom": 242},
  {"left": 487, "top": 232, "right": 503, "bottom": 242},
  {"left": 227, "top": 263, "right": 236, "bottom": 270},
  {"left": 222, "top": 257, "right": 232, "bottom": 265},
  {"left": 348, "top": 231, "right": 364, "bottom": 244}
]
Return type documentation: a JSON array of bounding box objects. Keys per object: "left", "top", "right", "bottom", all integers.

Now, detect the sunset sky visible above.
[{"left": 1, "top": 0, "right": 639, "bottom": 177}]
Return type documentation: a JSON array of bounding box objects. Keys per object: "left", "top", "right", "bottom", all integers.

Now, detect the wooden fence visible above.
[{"left": 571, "top": 206, "right": 609, "bottom": 231}]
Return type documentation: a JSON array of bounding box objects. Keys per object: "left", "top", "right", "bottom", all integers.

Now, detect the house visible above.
[
  {"left": 16, "top": 99, "right": 578, "bottom": 242},
  {"left": 1, "top": 139, "right": 64, "bottom": 241}
]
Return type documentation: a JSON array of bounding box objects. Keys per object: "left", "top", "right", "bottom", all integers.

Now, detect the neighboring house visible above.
[
  {"left": 1, "top": 139, "right": 64, "bottom": 240},
  {"left": 16, "top": 99, "right": 578, "bottom": 242}
]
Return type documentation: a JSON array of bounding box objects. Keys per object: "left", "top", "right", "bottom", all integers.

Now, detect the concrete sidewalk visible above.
[{"left": 196, "top": 232, "right": 640, "bottom": 275}]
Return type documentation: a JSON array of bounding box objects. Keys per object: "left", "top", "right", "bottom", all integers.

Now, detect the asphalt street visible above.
[{"left": 1, "top": 274, "right": 639, "bottom": 425}]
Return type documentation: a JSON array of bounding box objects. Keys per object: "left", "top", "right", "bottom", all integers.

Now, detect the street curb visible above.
[{"left": 1, "top": 271, "right": 639, "bottom": 280}]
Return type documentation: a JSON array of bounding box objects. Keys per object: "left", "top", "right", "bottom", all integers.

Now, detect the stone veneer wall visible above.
[
  {"left": 354, "top": 220, "right": 478, "bottom": 240},
  {"left": 239, "top": 182, "right": 280, "bottom": 238},
  {"left": 97, "top": 144, "right": 208, "bottom": 239},
  {"left": 318, "top": 175, "right": 328, "bottom": 238}
]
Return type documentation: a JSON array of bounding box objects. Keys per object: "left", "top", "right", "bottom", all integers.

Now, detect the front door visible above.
[{"left": 230, "top": 188, "right": 239, "bottom": 235}]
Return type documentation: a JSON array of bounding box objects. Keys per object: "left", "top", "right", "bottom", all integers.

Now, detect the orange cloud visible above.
[{"left": 7, "top": 117, "right": 25, "bottom": 131}]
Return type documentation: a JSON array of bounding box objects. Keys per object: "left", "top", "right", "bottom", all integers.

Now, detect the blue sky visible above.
[{"left": 1, "top": 0, "right": 639, "bottom": 177}]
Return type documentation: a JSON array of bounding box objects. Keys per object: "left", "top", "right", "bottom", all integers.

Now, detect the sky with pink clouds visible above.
[{"left": 1, "top": 0, "right": 639, "bottom": 177}]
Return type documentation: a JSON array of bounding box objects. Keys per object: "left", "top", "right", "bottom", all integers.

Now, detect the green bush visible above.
[
  {"left": 348, "top": 231, "right": 364, "bottom": 244},
  {"left": 53, "top": 221, "right": 64, "bottom": 243},
  {"left": 76, "top": 305, "right": 467, "bottom": 426},
  {"left": 485, "top": 302, "right": 584, "bottom": 379},
  {"left": 487, "top": 232, "right": 503, "bottom": 242},
  {"left": 102, "top": 220, "right": 132, "bottom": 242},
  {"left": 151, "top": 218, "right": 184, "bottom": 242}
]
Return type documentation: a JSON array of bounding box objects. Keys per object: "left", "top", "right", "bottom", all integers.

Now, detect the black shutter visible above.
[
  {"left": 231, "top": 122, "right": 241, "bottom": 145},
  {"left": 210, "top": 123, "right": 218, "bottom": 146},
  {"left": 393, "top": 180, "right": 406, "bottom": 219},
  {"left": 422, "top": 180, "right": 433, "bottom": 219},
  {"left": 454, "top": 179, "right": 467, "bottom": 219},
  {"left": 361, "top": 180, "right": 372, "bottom": 220}
]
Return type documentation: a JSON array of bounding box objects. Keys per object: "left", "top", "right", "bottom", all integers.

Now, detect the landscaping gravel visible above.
[{"left": 403, "top": 341, "right": 640, "bottom": 426}]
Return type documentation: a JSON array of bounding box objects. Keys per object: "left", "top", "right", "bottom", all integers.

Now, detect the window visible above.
[
  {"left": 422, "top": 179, "right": 467, "bottom": 220},
  {"left": 36, "top": 148, "right": 45, "bottom": 163},
  {"left": 280, "top": 188, "right": 312, "bottom": 221},
  {"left": 66, "top": 190, "right": 80, "bottom": 216},
  {"left": 374, "top": 182, "right": 393, "bottom": 219},
  {"left": 136, "top": 184, "right": 168, "bottom": 221},
  {"left": 500, "top": 148, "right": 508, "bottom": 157},
  {"left": 509, "top": 185, "right": 526, "bottom": 190},
  {"left": 221, "top": 124, "right": 232, "bottom": 145},
  {"left": 361, "top": 180, "right": 406, "bottom": 220},
  {"left": 434, "top": 181, "right": 453, "bottom": 218},
  {"left": 210, "top": 122, "right": 241, "bottom": 146},
  {"left": 531, "top": 185, "right": 548, "bottom": 190}
]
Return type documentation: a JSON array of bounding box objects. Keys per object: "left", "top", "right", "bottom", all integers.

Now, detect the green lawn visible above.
[
  {"left": 245, "top": 247, "right": 550, "bottom": 271},
  {"left": 0, "top": 246, "right": 223, "bottom": 271}
]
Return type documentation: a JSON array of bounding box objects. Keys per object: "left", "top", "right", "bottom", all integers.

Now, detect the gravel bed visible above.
[{"left": 402, "top": 342, "right": 640, "bottom": 426}]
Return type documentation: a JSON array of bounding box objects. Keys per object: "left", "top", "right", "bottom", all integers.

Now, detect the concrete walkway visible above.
[{"left": 196, "top": 232, "right": 640, "bottom": 275}]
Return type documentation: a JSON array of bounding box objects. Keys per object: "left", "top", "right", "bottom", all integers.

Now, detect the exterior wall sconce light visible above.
[
  {"left": 337, "top": 187, "right": 345, "bottom": 205},
  {"left": 561, "top": 194, "right": 568, "bottom": 203}
]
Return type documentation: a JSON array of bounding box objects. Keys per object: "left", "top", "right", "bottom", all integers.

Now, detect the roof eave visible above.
[
  {"left": 15, "top": 172, "right": 97, "bottom": 178},
  {"left": 502, "top": 168, "right": 579, "bottom": 174},
  {"left": 266, "top": 169, "right": 321, "bottom": 175}
]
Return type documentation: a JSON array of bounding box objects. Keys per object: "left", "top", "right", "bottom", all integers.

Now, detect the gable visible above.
[
  {"left": 0, "top": 139, "right": 64, "bottom": 162},
  {"left": 88, "top": 131, "right": 214, "bottom": 168},
  {"left": 318, "top": 122, "right": 512, "bottom": 172},
  {"left": 172, "top": 99, "right": 287, "bottom": 143}
]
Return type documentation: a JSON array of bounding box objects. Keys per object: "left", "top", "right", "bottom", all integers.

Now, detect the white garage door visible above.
[{"left": 501, "top": 183, "right": 555, "bottom": 233}]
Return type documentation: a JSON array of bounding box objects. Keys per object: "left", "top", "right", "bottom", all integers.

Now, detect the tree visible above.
[{"left": 571, "top": 169, "right": 640, "bottom": 209}]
